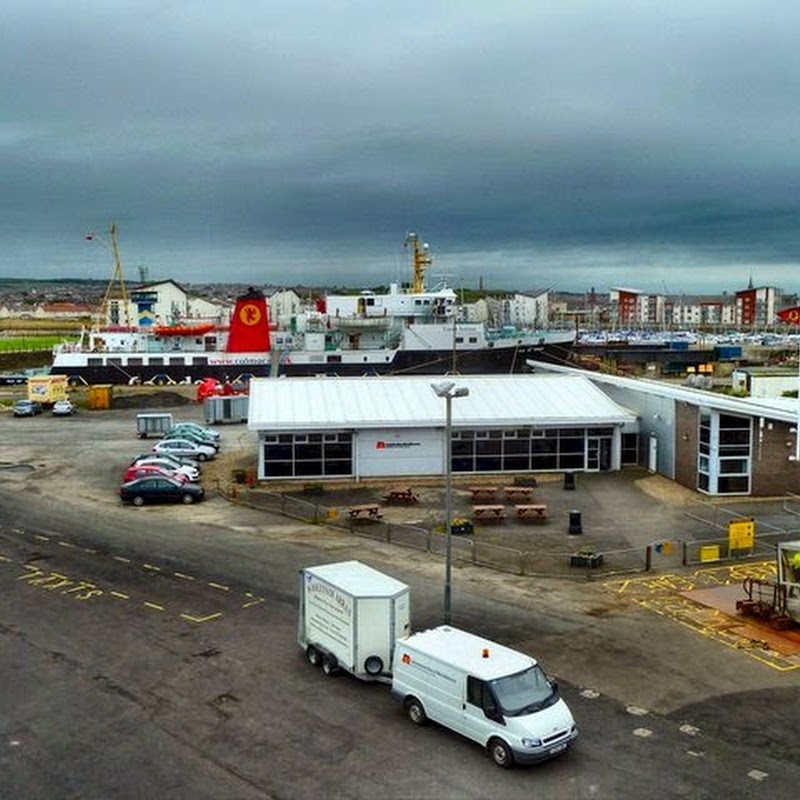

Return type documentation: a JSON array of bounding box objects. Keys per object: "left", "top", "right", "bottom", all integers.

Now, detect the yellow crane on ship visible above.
[
  {"left": 403, "top": 231, "right": 432, "bottom": 293},
  {"left": 89, "top": 221, "right": 131, "bottom": 328}
]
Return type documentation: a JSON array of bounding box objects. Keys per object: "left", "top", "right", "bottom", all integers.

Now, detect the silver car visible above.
[{"left": 152, "top": 438, "right": 216, "bottom": 461}]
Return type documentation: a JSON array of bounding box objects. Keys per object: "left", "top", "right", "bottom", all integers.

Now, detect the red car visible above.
[{"left": 122, "top": 464, "right": 190, "bottom": 484}]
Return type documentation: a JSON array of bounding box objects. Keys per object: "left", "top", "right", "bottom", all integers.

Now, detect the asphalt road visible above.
[{"left": 1, "top": 400, "right": 799, "bottom": 799}]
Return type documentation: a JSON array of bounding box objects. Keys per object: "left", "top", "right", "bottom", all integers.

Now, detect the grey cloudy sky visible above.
[{"left": 3, "top": 1, "right": 800, "bottom": 294}]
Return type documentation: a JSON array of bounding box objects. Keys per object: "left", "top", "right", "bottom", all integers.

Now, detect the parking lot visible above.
[{"left": 2, "top": 388, "right": 800, "bottom": 797}]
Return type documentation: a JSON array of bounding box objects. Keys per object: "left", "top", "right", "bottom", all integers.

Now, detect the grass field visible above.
[{"left": 0, "top": 336, "right": 72, "bottom": 353}]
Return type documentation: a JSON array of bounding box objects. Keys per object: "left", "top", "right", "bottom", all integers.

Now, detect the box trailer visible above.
[
  {"left": 298, "top": 560, "right": 410, "bottom": 680},
  {"left": 136, "top": 412, "right": 174, "bottom": 438}
]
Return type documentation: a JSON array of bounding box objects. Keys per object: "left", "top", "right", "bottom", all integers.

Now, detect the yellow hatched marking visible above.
[{"left": 605, "top": 564, "right": 799, "bottom": 672}]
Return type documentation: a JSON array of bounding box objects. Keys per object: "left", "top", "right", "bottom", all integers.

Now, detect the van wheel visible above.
[
  {"left": 488, "top": 738, "right": 514, "bottom": 769},
  {"left": 405, "top": 697, "right": 427, "bottom": 726},
  {"left": 306, "top": 646, "right": 321, "bottom": 667},
  {"left": 321, "top": 655, "right": 338, "bottom": 676}
]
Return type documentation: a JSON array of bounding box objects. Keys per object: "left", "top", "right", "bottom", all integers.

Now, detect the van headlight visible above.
[{"left": 521, "top": 737, "right": 542, "bottom": 748}]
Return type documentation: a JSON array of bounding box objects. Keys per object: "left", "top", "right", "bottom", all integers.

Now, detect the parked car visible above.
[
  {"left": 119, "top": 476, "right": 205, "bottom": 506},
  {"left": 130, "top": 456, "right": 201, "bottom": 482},
  {"left": 169, "top": 421, "right": 221, "bottom": 442},
  {"left": 130, "top": 452, "right": 200, "bottom": 472},
  {"left": 162, "top": 428, "right": 220, "bottom": 451},
  {"left": 52, "top": 399, "right": 77, "bottom": 416},
  {"left": 122, "top": 465, "right": 190, "bottom": 484},
  {"left": 152, "top": 438, "right": 216, "bottom": 461},
  {"left": 13, "top": 399, "right": 43, "bottom": 417}
]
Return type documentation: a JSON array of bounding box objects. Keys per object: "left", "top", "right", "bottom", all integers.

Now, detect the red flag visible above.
[{"left": 777, "top": 307, "right": 800, "bottom": 324}]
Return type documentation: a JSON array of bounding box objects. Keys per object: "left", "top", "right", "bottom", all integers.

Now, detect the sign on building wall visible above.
[{"left": 357, "top": 429, "right": 442, "bottom": 477}]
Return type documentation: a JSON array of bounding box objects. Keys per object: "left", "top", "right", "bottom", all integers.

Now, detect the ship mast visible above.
[
  {"left": 91, "top": 221, "right": 131, "bottom": 328},
  {"left": 403, "top": 232, "right": 432, "bottom": 293}
]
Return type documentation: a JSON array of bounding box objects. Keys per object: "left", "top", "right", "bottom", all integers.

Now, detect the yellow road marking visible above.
[
  {"left": 605, "top": 563, "right": 799, "bottom": 671},
  {"left": 173, "top": 572, "right": 195, "bottom": 581},
  {"left": 180, "top": 612, "right": 223, "bottom": 624},
  {"left": 143, "top": 601, "right": 165, "bottom": 612},
  {"left": 112, "top": 556, "right": 131, "bottom": 564},
  {"left": 57, "top": 541, "right": 76, "bottom": 549},
  {"left": 34, "top": 534, "right": 50, "bottom": 542},
  {"left": 110, "top": 591, "right": 130, "bottom": 600},
  {"left": 208, "top": 582, "right": 230, "bottom": 592}
]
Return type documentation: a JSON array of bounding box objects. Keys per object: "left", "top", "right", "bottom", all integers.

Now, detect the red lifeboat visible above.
[{"left": 153, "top": 323, "right": 216, "bottom": 337}]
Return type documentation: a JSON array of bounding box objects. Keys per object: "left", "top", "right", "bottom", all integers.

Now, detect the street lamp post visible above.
[{"left": 431, "top": 381, "right": 469, "bottom": 624}]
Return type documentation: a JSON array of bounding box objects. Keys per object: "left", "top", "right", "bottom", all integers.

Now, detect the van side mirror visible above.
[{"left": 484, "top": 705, "right": 505, "bottom": 724}]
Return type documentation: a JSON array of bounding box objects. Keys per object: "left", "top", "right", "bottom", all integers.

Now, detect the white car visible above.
[
  {"left": 131, "top": 456, "right": 201, "bottom": 482},
  {"left": 52, "top": 399, "right": 77, "bottom": 416},
  {"left": 152, "top": 438, "right": 216, "bottom": 461}
]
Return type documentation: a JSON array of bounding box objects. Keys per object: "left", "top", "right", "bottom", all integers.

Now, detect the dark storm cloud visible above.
[{"left": 2, "top": 1, "right": 800, "bottom": 292}]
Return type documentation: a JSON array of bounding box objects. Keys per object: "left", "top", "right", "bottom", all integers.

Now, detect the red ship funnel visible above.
[{"left": 226, "top": 288, "right": 270, "bottom": 352}]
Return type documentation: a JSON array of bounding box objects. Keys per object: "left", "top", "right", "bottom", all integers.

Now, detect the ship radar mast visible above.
[{"left": 403, "top": 231, "right": 432, "bottom": 293}]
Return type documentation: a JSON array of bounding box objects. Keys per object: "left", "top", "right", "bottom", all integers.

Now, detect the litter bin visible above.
[
  {"left": 568, "top": 509, "right": 583, "bottom": 535},
  {"left": 563, "top": 472, "right": 576, "bottom": 491}
]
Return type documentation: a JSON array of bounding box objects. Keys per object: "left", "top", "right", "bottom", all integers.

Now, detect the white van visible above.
[{"left": 391, "top": 626, "right": 577, "bottom": 768}]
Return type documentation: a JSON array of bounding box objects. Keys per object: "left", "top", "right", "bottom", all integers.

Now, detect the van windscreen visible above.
[{"left": 489, "top": 666, "right": 558, "bottom": 717}]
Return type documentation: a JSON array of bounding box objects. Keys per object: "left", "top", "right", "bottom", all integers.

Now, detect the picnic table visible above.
[
  {"left": 515, "top": 504, "right": 549, "bottom": 522},
  {"left": 504, "top": 486, "right": 535, "bottom": 503},
  {"left": 382, "top": 487, "right": 420, "bottom": 505},
  {"left": 472, "top": 504, "right": 506, "bottom": 522},
  {"left": 348, "top": 504, "right": 384, "bottom": 521},
  {"left": 470, "top": 486, "right": 498, "bottom": 503}
]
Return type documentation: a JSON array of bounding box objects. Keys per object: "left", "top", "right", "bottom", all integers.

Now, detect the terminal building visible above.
[
  {"left": 247, "top": 369, "right": 800, "bottom": 498},
  {"left": 247, "top": 375, "right": 639, "bottom": 483}
]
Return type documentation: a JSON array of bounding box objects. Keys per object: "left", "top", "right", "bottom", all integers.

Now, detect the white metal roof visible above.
[
  {"left": 529, "top": 360, "right": 800, "bottom": 423},
  {"left": 247, "top": 374, "right": 637, "bottom": 431}
]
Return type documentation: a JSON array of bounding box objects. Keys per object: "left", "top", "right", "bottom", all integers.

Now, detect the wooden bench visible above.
[
  {"left": 472, "top": 504, "right": 506, "bottom": 522},
  {"left": 470, "top": 486, "right": 498, "bottom": 503},
  {"left": 348, "top": 504, "right": 384, "bottom": 521},
  {"left": 504, "top": 486, "right": 535, "bottom": 503},
  {"left": 515, "top": 504, "right": 549, "bottom": 522},
  {"left": 382, "top": 487, "right": 420, "bottom": 505}
]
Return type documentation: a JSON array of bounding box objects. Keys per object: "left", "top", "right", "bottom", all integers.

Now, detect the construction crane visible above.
[
  {"left": 403, "top": 232, "right": 432, "bottom": 294},
  {"left": 87, "top": 221, "right": 131, "bottom": 328}
]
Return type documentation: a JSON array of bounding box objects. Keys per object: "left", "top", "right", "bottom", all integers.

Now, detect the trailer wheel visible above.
[
  {"left": 306, "top": 645, "right": 321, "bottom": 667},
  {"left": 404, "top": 697, "right": 427, "bottom": 726},
  {"left": 321, "top": 654, "right": 338, "bottom": 676},
  {"left": 488, "top": 738, "right": 514, "bottom": 769},
  {"left": 364, "top": 655, "right": 384, "bottom": 676}
]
